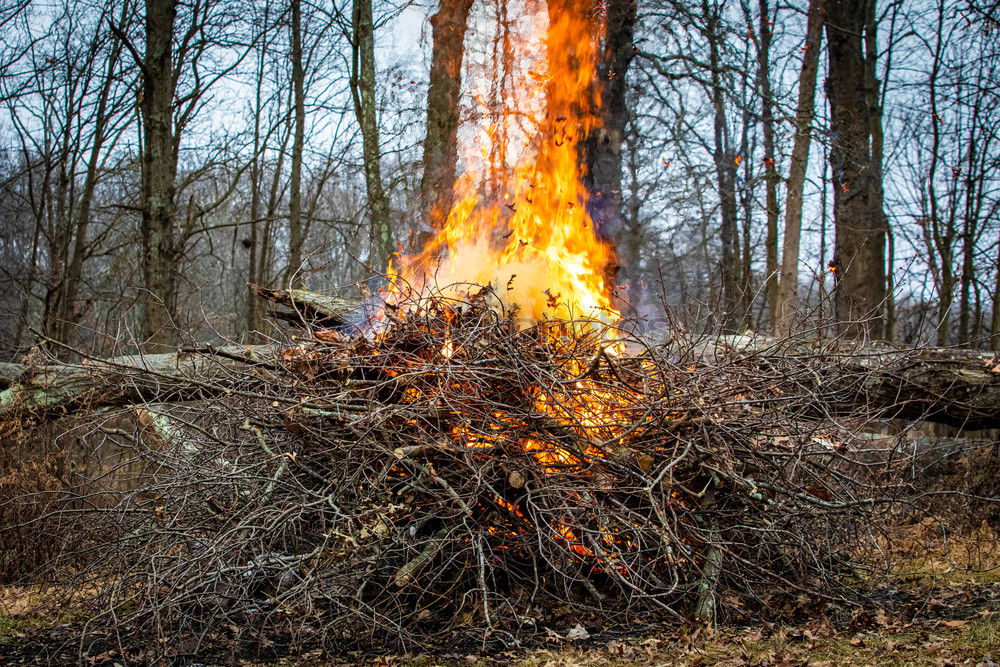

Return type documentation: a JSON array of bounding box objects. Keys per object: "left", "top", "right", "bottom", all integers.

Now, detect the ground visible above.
[
  {"left": 2, "top": 504, "right": 998, "bottom": 665},
  {"left": 256, "top": 579, "right": 1000, "bottom": 667},
  {"left": 3, "top": 579, "right": 996, "bottom": 665}
]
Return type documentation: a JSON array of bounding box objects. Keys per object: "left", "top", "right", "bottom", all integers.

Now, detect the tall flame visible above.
[{"left": 389, "top": 0, "right": 617, "bottom": 326}]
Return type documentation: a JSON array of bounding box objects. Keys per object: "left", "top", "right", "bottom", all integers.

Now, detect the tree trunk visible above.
[
  {"left": 992, "top": 228, "right": 1000, "bottom": 351},
  {"left": 0, "top": 346, "right": 283, "bottom": 423},
  {"left": 7, "top": 321, "right": 1000, "bottom": 430},
  {"left": 925, "top": 0, "right": 953, "bottom": 346},
  {"left": 419, "top": 0, "right": 474, "bottom": 249},
  {"left": 738, "top": 104, "right": 754, "bottom": 327},
  {"left": 704, "top": 0, "right": 743, "bottom": 333},
  {"left": 285, "top": 0, "right": 307, "bottom": 287},
  {"left": 582, "top": 0, "right": 637, "bottom": 292},
  {"left": 140, "top": 0, "right": 181, "bottom": 351},
  {"left": 825, "top": 0, "right": 886, "bottom": 339},
  {"left": 756, "top": 0, "right": 780, "bottom": 326},
  {"left": 246, "top": 10, "right": 269, "bottom": 337},
  {"left": 775, "top": 0, "right": 824, "bottom": 337},
  {"left": 864, "top": 0, "right": 891, "bottom": 340},
  {"left": 351, "top": 0, "right": 394, "bottom": 275},
  {"left": 662, "top": 332, "right": 1000, "bottom": 430},
  {"left": 623, "top": 122, "right": 645, "bottom": 308},
  {"left": 958, "top": 217, "right": 975, "bottom": 346}
]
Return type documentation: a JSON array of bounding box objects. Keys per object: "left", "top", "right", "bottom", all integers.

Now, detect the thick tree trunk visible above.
[
  {"left": 774, "top": 0, "right": 824, "bottom": 337},
  {"left": 419, "top": 0, "right": 474, "bottom": 249},
  {"left": 0, "top": 346, "right": 282, "bottom": 423},
  {"left": 139, "top": 0, "right": 181, "bottom": 351},
  {"left": 582, "top": 0, "right": 637, "bottom": 292},
  {"left": 662, "top": 333, "right": 1000, "bottom": 430},
  {"left": 825, "top": 0, "right": 886, "bottom": 339},
  {"left": 0, "top": 286, "right": 357, "bottom": 421},
  {"left": 351, "top": 0, "right": 394, "bottom": 274}
]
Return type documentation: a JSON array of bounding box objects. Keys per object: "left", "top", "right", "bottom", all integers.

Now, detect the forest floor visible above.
[
  {"left": 1, "top": 564, "right": 998, "bottom": 665},
  {"left": 352, "top": 585, "right": 1000, "bottom": 667},
  {"left": 250, "top": 568, "right": 1000, "bottom": 667},
  {"left": 1, "top": 518, "right": 998, "bottom": 666},
  {"left": 348, "top": 519, "right": 1000, "bottom": 666}
]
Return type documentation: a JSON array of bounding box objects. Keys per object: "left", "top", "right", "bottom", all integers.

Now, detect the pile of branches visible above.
[{"left": 8, "top": 287, "right": 917, "bottom": 658}]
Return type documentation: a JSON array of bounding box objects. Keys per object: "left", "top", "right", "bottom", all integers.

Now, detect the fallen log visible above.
[
  {"left": 248, "top": 283, "right": 360, "bottom": 329},
  {"left": 2, "top": 287, "right": 999, "bottom": 429},
  {"left": 673, "top": 334, "right": 1000, "bottom": 429},
  {"left": 0, "top": 345, "right": 281, "bottom": 424},
  {"left": 0, "top": 287, "right": 363, "bottom": 422}
]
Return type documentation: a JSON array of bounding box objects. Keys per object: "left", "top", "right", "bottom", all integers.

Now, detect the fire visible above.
[
  {"left": 388, "top": 0, "right": 617, "bottom": 328},
  {"left": 373, "top": 0, "right": 642, "bottom": 566},
  {"left": 440, "top": 335, "right": 455, "bottom": 359}
]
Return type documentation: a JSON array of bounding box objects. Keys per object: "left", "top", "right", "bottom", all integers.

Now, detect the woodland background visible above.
[{"left": 0, "top": 0, "right": 998, "bottom": 355}]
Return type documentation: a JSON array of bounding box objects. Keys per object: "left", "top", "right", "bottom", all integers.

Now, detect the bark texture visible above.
[
  {"left": 0, "top": 345, "right": 280, "bottom": 423},
  {"left": 139, "top": 0, "right": 181, "bottom": 350},
  {"left": 351, "top": 0, "right": 394, "bottom": 273},
  {"left": 419, "top": 0, "right": 475, "bottom": 248},
  {"left": 582, "top": 0, "right": 637, "bottom": 289},
  {"left": 825, "top": 0, "right": 887, "bottom": 339}
]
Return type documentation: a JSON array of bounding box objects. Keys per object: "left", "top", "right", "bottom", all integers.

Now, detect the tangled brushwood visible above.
[{"left": 7, "top": 287, "right": 922, "bottom": 657}]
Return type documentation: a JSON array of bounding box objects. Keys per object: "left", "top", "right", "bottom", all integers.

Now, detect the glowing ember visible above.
[
  {"left": 388, "top": 0, "right": 617, "bottom": 328},
  {"left": 440, "top": 335, "right": 455, "bottom": 359}
]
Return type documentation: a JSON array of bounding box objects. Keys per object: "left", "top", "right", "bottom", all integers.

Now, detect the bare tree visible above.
[
  {"left": 702, "top": 0, "right": 746, "bottom": 332},
  {"left": 285, "top": 0, "right": 307, "bottom": 286},
  {"left": 0, "top": 0, "right": 137, "bottom": 356},
  {"left": 135, "top": 0, "right": 182, "bottom": 349},
  {"left": 350, "top": 0, "right": 393, "bottom": 274},
  {"left": 774, "top": 0, "right": 824, "bottom": 336},
  {"left": 748, "top": 0, "right": 779, "bottom": 325},
  {"left": 419, "top": 0, "right": 475, "bottom": 248},
  {"left": 825, "top": 0, "right": 886, "bottom": 339},
  {"left": 43, "top": 2, "right": 133, "bottom": 352}
]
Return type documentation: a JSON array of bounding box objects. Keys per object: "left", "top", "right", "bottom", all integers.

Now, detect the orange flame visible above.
[
  {"left": 389, "top": 0, "right": 617, "bottom": 327},
  {"left": 378, "top": 1, "right": 641, "bottom": 564}
]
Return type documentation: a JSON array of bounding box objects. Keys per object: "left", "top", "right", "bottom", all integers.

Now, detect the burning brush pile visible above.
[
  {"left": 29, "top": 1, "right": 908, "bottom": 657},
  {"left": 65, "top": 286, "right": 902, "bottom": 657}
]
